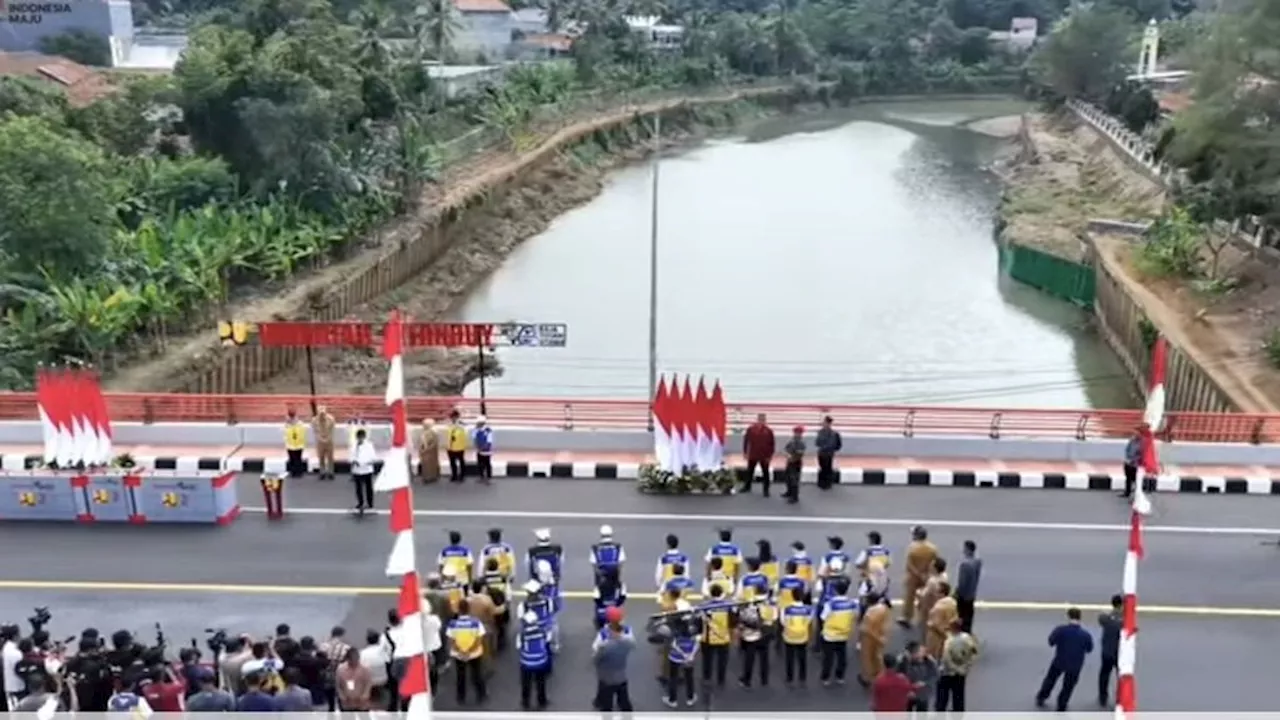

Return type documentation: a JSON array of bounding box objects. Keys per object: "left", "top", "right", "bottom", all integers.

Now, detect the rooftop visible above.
[
  {"left": 0, "top": 52, "right": 116, "bottom": 106},
  {"left": 453, "top": 0, "right": 512, "bottom": 13}
]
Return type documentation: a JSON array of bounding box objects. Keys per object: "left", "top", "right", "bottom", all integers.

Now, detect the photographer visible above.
[
  {"left": 652, "top": 600, "right": 701, "bottom": 709},
  {"left": 64, "top": 636, "right": 112, "bottom": 711}
]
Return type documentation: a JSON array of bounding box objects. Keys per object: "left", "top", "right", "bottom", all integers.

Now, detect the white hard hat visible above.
[
  {"left": 522, "top": 611, "right": 538, "bottom": 625},
  {"left": 675, "top": 599, "right": 692, "bottom": 612},
  {"left": 534, "top": 528, "right": 551, "bottom": 541},
  {"left": 523, "top": 579, "right": 541, "bottom": 594},
  {"left": 600, "top": 524, "right": 613, "bottom": 537},
  {"left": 476, "top": 415, "right": 487, "bottom": 424}
]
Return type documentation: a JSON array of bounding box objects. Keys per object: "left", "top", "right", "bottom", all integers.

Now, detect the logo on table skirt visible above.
[
  {"left": 92, "top": 489, "right": 117, "bottom": 504},
  {"left": 217, "top": 321, "right": 254, "bottom": 346},
  {"left": 18, "top": 491, "right": 42, "bottom": 506},
  {"left": 160, "top": 492, "right": 186, "bottom": 508}
]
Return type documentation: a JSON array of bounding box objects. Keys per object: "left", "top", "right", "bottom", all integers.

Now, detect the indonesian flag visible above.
[
  {"left": 678, "top": 377, "right": 695, "bottom": 470},
  {"left": 694, "top": 377, "right": 712, "bottom": 470},
  {"left": 709, "top": 381, "right": 727, "bottom": 469},
  {"left": 51, "top": 370, "right": 76, "bottom": 467},
  {"left": 375, "top": 309, "right": 432, "bottom": 717},
  {"left": 36, "top": 369, "right": 59, "bottom": 464},
  {"left": 1136, "top": 336, "right": 1164, "bottom": 519},
  {"left": 91, "top": 372, "right": 114, "bottom": 465},
  {"left": 652, "top": 376, "right": 673, "bottom": 472}
]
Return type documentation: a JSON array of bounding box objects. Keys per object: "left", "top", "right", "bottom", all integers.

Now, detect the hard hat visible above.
[
  {"left": 600, "top": 524, "right": 613, "bottom": 537},
  {"left": 476, "top": 415, "right": 487, "bottom": 424},
  {"left": 522, "top": 611, "right": 538, "bottom": 625},
  {"left": 523, "top": 579, "right": 541, "bottom": 594},
  {"left": 675, "top": 599, "right": 692, "bottom": 612},
  {"left": 604, "top": 606, "right": 624, "bottom": 624},
  {"left": 534, "top": 528, "right": 551, "bottom": 541}
]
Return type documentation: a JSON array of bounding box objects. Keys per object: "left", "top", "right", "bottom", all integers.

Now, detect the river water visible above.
[{"left": 452, "top": 99, "right": 1135, "bottom": 409}]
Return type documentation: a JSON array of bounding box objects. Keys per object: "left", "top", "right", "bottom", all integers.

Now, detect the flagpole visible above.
[{"left": 646, "top": 112, "right": 661, "bottom": 432}]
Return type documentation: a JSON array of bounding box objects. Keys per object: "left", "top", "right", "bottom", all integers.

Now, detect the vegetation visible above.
[
  {"left": 39, "top": 30, "right": 114, "bottom": 67},
  {"left": 3, "top": 0, "right": 1037, "bottom": 389}
]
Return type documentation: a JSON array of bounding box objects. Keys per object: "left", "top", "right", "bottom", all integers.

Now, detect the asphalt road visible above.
[{"left": 0, "top": 478, "right": 1277, "bottom": 711}]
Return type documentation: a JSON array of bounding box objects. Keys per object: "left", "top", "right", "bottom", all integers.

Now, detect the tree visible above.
[
  {"left": 0, "top": 116, "right": 117, "bottom": 281},
  {"left": 1030, "top": 4, "right": 1135, "bottom": 101},
  {"left": 38, "top": 29, "right": 113, "bottom": 66}
]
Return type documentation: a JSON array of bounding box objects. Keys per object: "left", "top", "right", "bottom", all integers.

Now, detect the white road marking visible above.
[{"left": 238, "top": 505, "right": 1280, "bottom": 536}]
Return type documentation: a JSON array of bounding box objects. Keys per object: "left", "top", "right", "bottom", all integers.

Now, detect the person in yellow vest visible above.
[
  {"left": 699, "top": 584, "right": 734, "bottom": 687},
  {"left": 440, "top": 565, "right": 468, "bottom": 616},
  {"left": 446, "top": 410, "right": 468, "bottom": 483},
  {"left": 446, "top": 600, "right": 488, "bottom": 704},
  {"left": 900, "top": 525, "right": 939, "bottom": 627},
  {"left": 916, "top": 557, "right": 950, "bottom": 631},
  {"left": 702, "top": 557, "right": 735, "bottom": 599},
  {"left": 780, "top": 587, "right": 814, "bottom": 686},
  {"left": 481, "top": 528, "right": 516, "bottom": 579},
  {"left": 311, "top": 405, "right": 336, "bottom": 480},
  {"left": 817, "top": 577, "right": 857, "bottom": 686},
  {"left": 283, "top": 409, "right": 307, "bottom": 478},
  {"left": 737, "top": 557, "right": 771, "bottom": 602},
  {"left": 756, "top": 539, "right": 780, "bottom": 588},
  {"left": 926, "top": 581, "right": 959, "bottom": 659},
  {"left": 860, "top": 594, "right": 893, "bottom": 687},
  {"left": 705, "top": 529, "right": 743, "bottom": 582},
  {"left": 655, "top": 534, "right": 690, "bottom": 591},
  {"left": 788, "top": 541, "right": 815, "bottom": 585},
  {"left": 777, "top": 559, "right": 810, "bottom": 611},
  {"left": 438, "top": 530, "right": 475, "bottom": 582}
]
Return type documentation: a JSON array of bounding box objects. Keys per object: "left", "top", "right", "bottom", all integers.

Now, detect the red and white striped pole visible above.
[
  {"left": 375, "top": 310, "right": 432, "bottom": 719},
  {"left": 1117, "top": 336, "right": 1163, "bottom": 719}
]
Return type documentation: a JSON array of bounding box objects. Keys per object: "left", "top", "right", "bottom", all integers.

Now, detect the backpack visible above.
[{"left": 259, "top": 665, "right": 285, "bottom": 695}]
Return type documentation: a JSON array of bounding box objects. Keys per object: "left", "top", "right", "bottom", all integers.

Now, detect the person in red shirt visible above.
[
  {"left": 141, "top": 666, "right": 186, "bottom": 711},
  {"left": 741, "top": 413, "right": 776, "bottom": 496},
  {"left": 870, "top": 654, "right": 915, "bottom": 714}
]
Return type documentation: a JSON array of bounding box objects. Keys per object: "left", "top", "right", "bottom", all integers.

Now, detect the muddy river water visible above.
[{"left": 451, "top": 98, "right": 1135, "bottom": 408}]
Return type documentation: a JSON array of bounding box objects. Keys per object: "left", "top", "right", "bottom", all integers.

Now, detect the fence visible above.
[
  {"left": 175, "top": 82, "right": 798, "bottom": 395},
  {"left": 1000, "top": 241, "right": 1096, "bottom": 307},
  {"left": 1, "top": 392, "right": 1276, "bottom": 443}
]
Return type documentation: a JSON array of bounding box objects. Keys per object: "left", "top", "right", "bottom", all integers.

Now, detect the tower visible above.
[{"left": 1138, "top": 18, "right": 1160, "bottom": 78}]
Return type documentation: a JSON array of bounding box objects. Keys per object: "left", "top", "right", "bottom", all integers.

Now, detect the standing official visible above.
[
  {"left": 925, "top": 582, "right": 958, "bottom": 659},
  {"left": 446, "top": 411, "right": 468, "bottom": 482},
  {"left": 700, "top": 585, "right": 733, "bottom": 688},
  {"left": 955, "top": 540, "right": 982, "bottom": 634},
  {"left": 350, "top": 429, "right": 377, "bottom": 516},
  {"left": 814, "top": 416, "right": 842, "bottom": 489},
  {"left": 472, "top": 416, "right": 494, "bottom": 484},
  {"left": 782, "top": 426, "right": 805, "bottom": 504},
  {"left": 1122, "top": 426, "right": 1143, "bottom": 499},
  {"left": 859, "top": 595, "right": 892, "bottom": 687},
  {"left": 446, "top": 601, "right": 488, "bottom": 705},
  {"left": 417, "top": 419, "right": 441, "bottom": 484},
  {"left": 1036, "top": 607, "right": 1094, "bottom": 712},
  {"left": 937, "top": 619, "right": 978, "bottom": 712},
  {"left": 284, "top": 409, "right": 307, "bottom": 478},
  {"left": 1097, "top": 594, "right": 1122, "bottom": 707},
  {"left": 741, "top": 414, "right": 775, "bottom": 496},
  {"left": 899, "top": 526, "right": 938, "bottom": 628},
  {"left": 591, "top": 525, "right": 626, "bottom": 577},
  {"left": 516, "top": 611, "right": 551, "bottom": 710},
  {"left": 311, "top": 406, "right": 336, "bottom": 480}
]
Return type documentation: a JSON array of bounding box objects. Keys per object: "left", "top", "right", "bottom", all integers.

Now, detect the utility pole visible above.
[{"left": 646, "top": 112, "right": 661, "bottom": 431}]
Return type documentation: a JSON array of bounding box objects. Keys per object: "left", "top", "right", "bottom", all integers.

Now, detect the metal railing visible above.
[{"left": 1, "top": 392, "right": 1276, "bottom": 443}]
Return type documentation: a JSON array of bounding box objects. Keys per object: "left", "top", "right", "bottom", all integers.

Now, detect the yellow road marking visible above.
[{"left": 0, "top": 579, "right": 1274, "bottom": 618}]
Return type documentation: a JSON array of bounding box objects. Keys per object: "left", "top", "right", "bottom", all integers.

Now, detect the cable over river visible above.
[{"left": 452, "top": 98, "right": 1134, "bottom": 408}]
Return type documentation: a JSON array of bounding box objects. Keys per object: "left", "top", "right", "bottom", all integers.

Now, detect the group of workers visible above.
[{"left": 427, "top": 524, "right": 977, "bottom": 709}]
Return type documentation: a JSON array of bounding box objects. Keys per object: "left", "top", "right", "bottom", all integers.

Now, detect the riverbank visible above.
[
  {"left": 995, "top": 111, "right": 1164, "bottom": 263},
  {"left": 250, "top": 99, "right": 776, "bottom": 395}
]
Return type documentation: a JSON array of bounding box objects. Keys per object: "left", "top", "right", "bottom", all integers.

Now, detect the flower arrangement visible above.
[
  {"left": 112, "top": 453, "right": 136, "bottom": 469},
  {"left": 637, "top": 464, "right": 737, "bottom": 495},
  {"left": 260, "top": 474, "right": 284, "bottom": 493}
]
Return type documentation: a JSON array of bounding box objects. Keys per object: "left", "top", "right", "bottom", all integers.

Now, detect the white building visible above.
[
  {"left": 624, "top": 15, "right": 683, "bottom": 50},
  {"left": 989, "top": 17, "right": 1037, "bottom": 52}
]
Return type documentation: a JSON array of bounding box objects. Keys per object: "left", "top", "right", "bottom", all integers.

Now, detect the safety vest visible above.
[
  {"left": 594, "top": 585, "right": 625, "bottom": 622},
  {"left": 668, "top": 635, "right": 699, "bottom": 665},
  {"left": 660, "top": 576, "right": 695, "bottom": 609},
  {"left": 592, "top": 541, "right": 623, "bottom": 571},
  {"left": 705, "top": 572, "right": 734, "bottom": 600},
  {"left": 597, "top": 624, "right": 633, "bottom": 644},
  {"left": 790, "top": 554, "right": 815, "bottom": 584},
  {"left": 284, "top": 423, "right": 306, "bottom": 450},
  {"left": 781, "top": 604, "right": 814, "bottom": 645},
  {"left": 738, "top": 571, "right": 770, "bottom": 601},
  {"left": 528, "top": 544, "right": 563, "bottom": 583},
  {"left": 707, "top": 542, "right": 743, "bottom": 578},
  {"left": 820, "top": 597, "right": 858, "bottom": 642},
  {"left": 778, "top": 574, "right": 808, "bottom": 608},
  {"left": 447, "top": 616, "right": 485, "bottom": 660},
  {"left": 482, "top": 571, "right": 509, "bottom": 611},
  {"left": 439, "top": 545, "right": 473, "bottom": 581},
  {"left": 481, "top": 542, "right": 515, "bottom": 579},
  {"left": 822, "top": 550, "right": 852, "bottom": 576},
  {"left": 524, "top": 595, "right": 554, "bottom": 630},
  {"left": 442, "top": 580, "right": 466, "bottom": 615},
  {"left": 701, "top": 601, "right": 733, "bottom": 646},
  {"left": 656, "top": 550, "right": 689, "bottom": 585},
  {"left": 518, "top": 624, "right": 551, "bottom": 668},
  {"left": 820, "top": 573, "right": 851, "bottom": 603},
  {"left": 446, "top": 425, "right": 467, "bottom": 452}
]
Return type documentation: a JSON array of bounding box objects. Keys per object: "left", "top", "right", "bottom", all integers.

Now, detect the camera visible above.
[
  {"left": 205, "top": 628, "right": 229, "bottom": 654},
  {"left": 28, "top": 606, "right": 51, "bottom": 633}
]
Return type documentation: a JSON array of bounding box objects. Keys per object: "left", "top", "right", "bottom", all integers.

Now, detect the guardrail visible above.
[{"left": 0, "top": 393, "right": 1276, "bottom": 443}]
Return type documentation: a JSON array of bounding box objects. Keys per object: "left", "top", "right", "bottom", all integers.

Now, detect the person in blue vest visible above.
[
  {"left": 593, "top": 566, "right": 627, "bottom": 631},
  {"left": 518, "top": 579, "right": 559, "bottom": 655},
  {"left": 516, "top": 610, "right": 551, "bottom": 710},
  {"left": 663, "top": 600, "right": 701, "bottom": 708},
  {"left": 471, "top": 415, "right": 495, "bottom": 482},
  {"left": 654, "top": 534, "right": 689, "bottom": 590},
  {"left": 591, "top": 525, "right": 626, "bottom": 576},
  {"left": 527, "top": 529, "right": 564, "bottom": 616}
]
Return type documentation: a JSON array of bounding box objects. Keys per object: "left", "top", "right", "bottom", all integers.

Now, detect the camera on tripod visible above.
[
  {"left": 204, "top": 628, "right": 229, "bottom": 654},
  {"left": 28, "top": 606, "right": 51, "bottom": 633}
]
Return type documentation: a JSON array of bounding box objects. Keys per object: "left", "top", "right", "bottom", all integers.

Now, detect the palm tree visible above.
[
  {"left": 409, "top": 0, "right": 461, "bottom": 61},
  {"left": 352, "top": 0, "right": 395, "bottom": 70}
]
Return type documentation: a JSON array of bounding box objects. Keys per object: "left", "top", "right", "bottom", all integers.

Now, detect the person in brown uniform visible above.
[
  {"left": 418, "top": 419, "right": 441, "bottom": 483},
  {"left": 926, "top": 582, "right": 958, "bottom": 659},
  {"left": 916, "top": 557, "right": 950, "bottom": 631},
  {"left": 899, "top": 526, "right": 938, "bottom": 628},
  {"left": 467, "top": 579, "right": 499, "bottom": 661},
  {"left": 312, "top": 406, "right": 336, "bottom": 480},
  {"left": 859, "top": 594, "right": 893, "bottom": 687}
]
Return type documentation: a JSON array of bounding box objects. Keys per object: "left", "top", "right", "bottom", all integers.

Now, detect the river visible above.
[{"left": 451, "top": 98, "right": 1135, "bottom": 409}]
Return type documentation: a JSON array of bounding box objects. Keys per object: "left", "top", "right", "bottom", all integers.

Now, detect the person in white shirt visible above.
[
  {"left": 1, "top": 626, "right": 22, "bottom": 708},
  {"left": 422, "top": 605, "right": 444, "bottom": 693},
  {"left": 351, "top": 429, "right": 378, "bottom": 516},
  {"left": 358, "top": 629, "right": 390, "bottom": 702}
]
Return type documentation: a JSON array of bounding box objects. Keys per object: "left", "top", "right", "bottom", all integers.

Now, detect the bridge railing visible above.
[{"left": 0, "top": 392, "right": 1276, "bottom": 443}]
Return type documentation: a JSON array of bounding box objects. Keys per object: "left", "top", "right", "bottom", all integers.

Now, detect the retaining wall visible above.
[{"left": 2, "top": 421, "right": 1277, "bottom": 465}]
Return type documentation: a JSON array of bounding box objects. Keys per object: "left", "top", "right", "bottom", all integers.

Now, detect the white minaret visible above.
[{"left": 1138, "top": 18, "right": 1160, "bottom": 78}]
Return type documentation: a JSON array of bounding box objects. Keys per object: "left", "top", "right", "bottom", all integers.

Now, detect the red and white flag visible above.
[
  {"left": 36, "top": 369, "right": 59, "bottom": 464},
  {"left": 709, "top": 381, "right": 727, "bottom": 469},
  {"left": 694, "top": 377, "right": 712, "bottom": 470},
  {"left": 651, "top": 374, "right": 728, "bottom": 473},
  {"left": 651, "top": 376, "right": 673, "bottom": 471},
  {"left": 374, "top": 310, "right": 432, "bottom": 719}
]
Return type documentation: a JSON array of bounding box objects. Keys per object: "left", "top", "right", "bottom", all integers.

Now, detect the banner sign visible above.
[
  {"left": 134, "top": 477, "right": 218, "bottom": 523},
  {"left": 82, "top": 474, "right": 131, "bottom": 522},
  {"left": 219, "top": 321, "right": 568, "bottom": 349},
  {"left": 0, "top": 473, "right": 77, "bottom": 521}
]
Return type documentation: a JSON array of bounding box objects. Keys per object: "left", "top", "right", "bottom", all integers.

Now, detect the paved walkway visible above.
[
  {"left": 2, "top": 444, "right": 1279, "bottom": 493},
  {"left": 0, "top": 480, "right": 1274, "bottom": 710}
]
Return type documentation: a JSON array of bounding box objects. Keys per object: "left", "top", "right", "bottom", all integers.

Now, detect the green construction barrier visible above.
[{"left": 1000, "top": 242, "right": 1096, "bottom": 308}]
